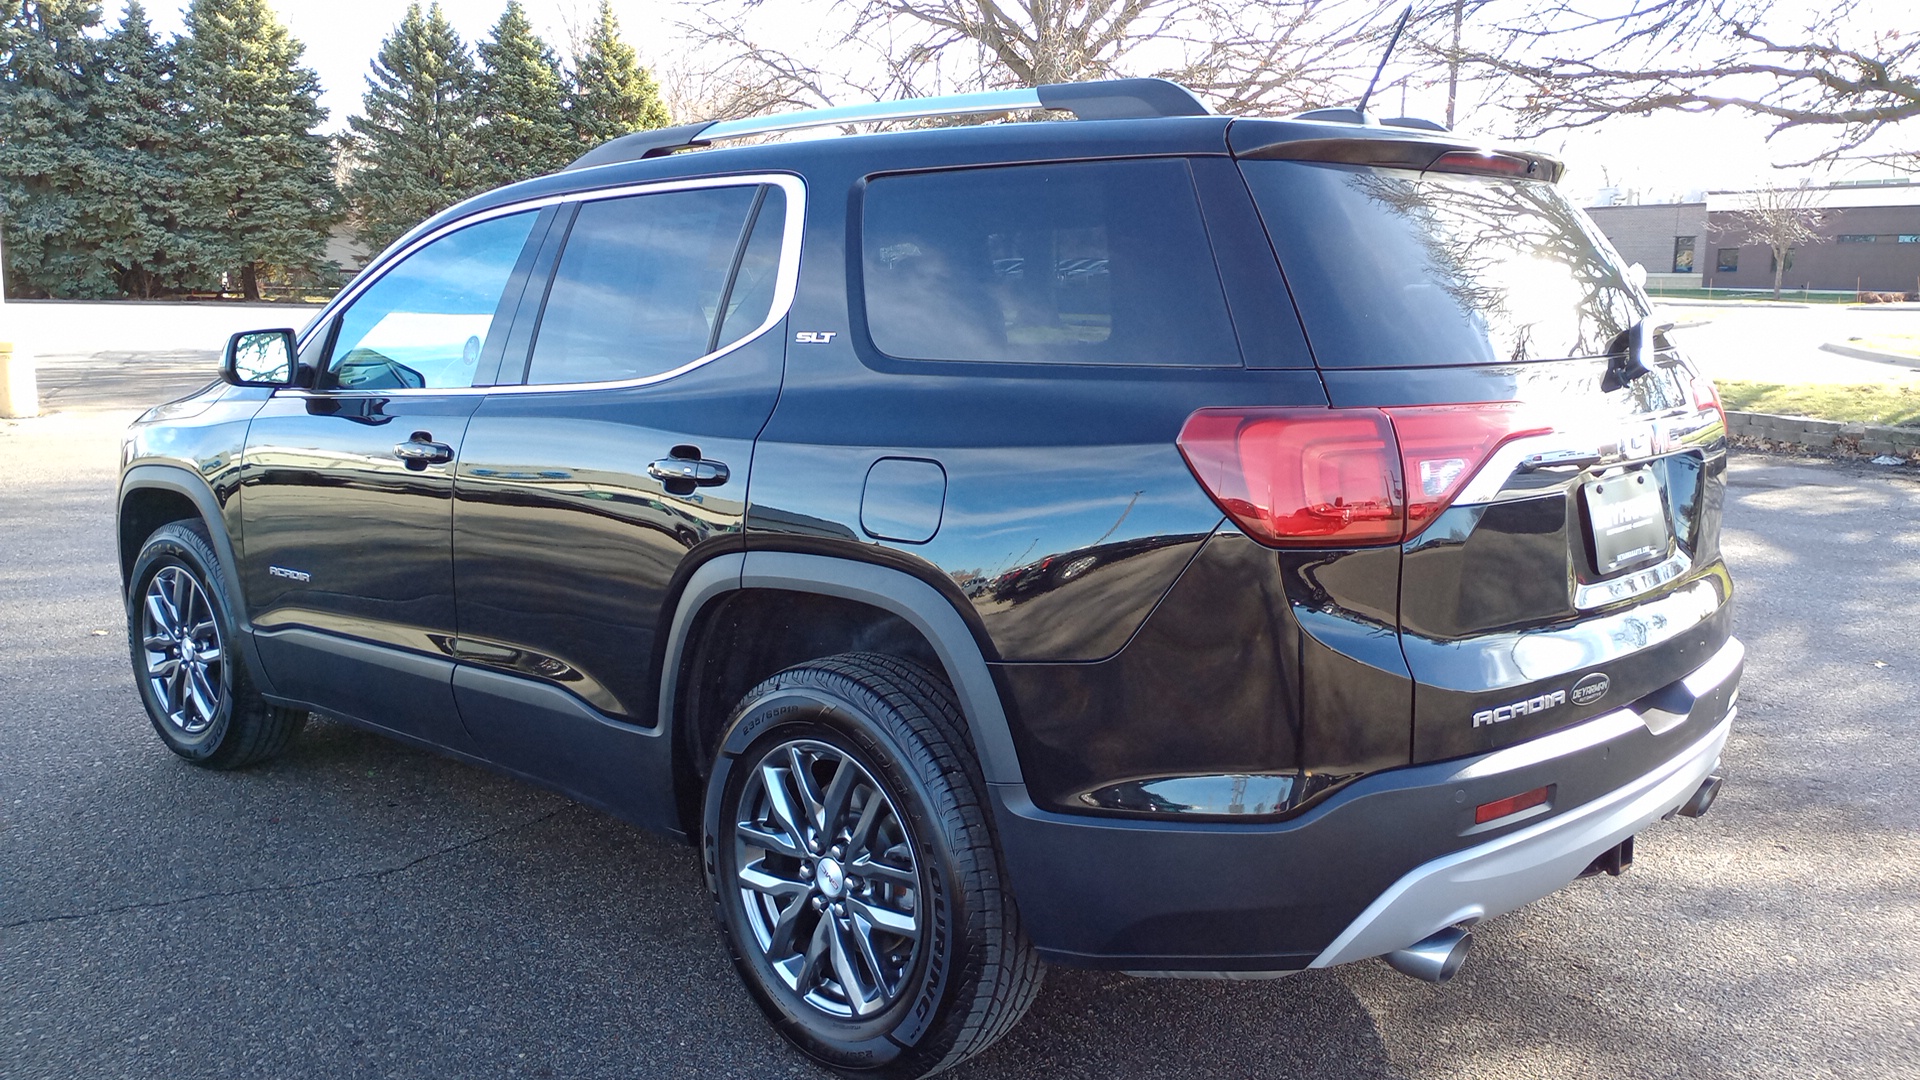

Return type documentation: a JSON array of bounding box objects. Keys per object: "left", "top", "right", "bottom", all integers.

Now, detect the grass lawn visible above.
[
  {"left": 1849, "top": 333, "right": 1920, "bottom": 359},
  {"left": 1647, "top": 287, "right": 1869, "bottom": 304},
  {"left": 1719, "top": 380, "right": 1920, "bottom": 429}
]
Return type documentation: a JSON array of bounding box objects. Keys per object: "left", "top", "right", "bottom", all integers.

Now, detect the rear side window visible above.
[
  {"left": 861, "top": 159, "right": 1240, "bottom": 366},
  {"left": 526, "top": 184, "right": 780, "bottom": 386},
  {"left": 1240, "top": 160, "right": 1644, "bottom": 367}
]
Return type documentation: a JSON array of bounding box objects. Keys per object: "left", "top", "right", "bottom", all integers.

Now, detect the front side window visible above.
[
  {"left": 326, "top": 211, "right": 539, "bottom": 390},
  {"left": 525, "top": 185, "right": 780, "bottom": 386},
  {"left": 861, "top": 159, "right": 1240, "bottom": 366}
]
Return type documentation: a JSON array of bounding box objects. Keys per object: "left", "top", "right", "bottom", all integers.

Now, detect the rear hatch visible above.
[{"left": 1229, "top": 122, "right": 1732, "bottom": 764}]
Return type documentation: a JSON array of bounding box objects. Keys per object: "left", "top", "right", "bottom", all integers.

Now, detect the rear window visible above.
[
  {"left": 1240, "top": 160, "right": 1644, "bottom": 367},
  {"left": 861, "top": 159, "right": 1240, "bottom": 366}
]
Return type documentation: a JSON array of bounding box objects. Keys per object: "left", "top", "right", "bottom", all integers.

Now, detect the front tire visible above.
[
  {"left": 126, "top": 520, "right": 304, "bottom": 768},
  {"left": 704, "top": 653, "right": 1041, "bottom": 1078}
]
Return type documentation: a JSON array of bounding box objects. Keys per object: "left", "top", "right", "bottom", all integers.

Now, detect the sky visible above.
[{"left": 115, "top": 0, "right": 1913, "bottom": 207}]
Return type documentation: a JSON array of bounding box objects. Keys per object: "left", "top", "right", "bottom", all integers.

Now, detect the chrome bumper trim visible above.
[{"left": 1309, "top": 639, "right": 1741, "bottom": 971}]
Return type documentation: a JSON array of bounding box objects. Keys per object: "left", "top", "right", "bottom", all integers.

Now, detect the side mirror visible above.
[{"left": 222, "top": 329, "right": 298, "bottom": 387}]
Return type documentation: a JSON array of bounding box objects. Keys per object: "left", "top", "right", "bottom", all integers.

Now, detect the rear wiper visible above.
[{"left": 1602, "top": 317, "right": 1667, "bottom": 393}]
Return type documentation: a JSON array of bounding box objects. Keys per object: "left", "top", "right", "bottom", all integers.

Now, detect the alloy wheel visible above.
[
  {"left": 140, "top": 565, "right": 224, "bottom": 736},
  {"left": 733, "top": 739, "right": 923, "bottom": 1019}
]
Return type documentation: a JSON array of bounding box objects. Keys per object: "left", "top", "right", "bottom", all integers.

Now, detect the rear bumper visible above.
[
  {"left": 991, "top": 636, "right": 1743, "bottom": 973},
  {"left": 1310, "top": 697, "right": 1731, "bottom": 969}
]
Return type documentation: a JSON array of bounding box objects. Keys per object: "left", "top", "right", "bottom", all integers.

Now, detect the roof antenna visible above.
[{"left": 1357, "top": 4, "right": 1414, "bottom": 117}]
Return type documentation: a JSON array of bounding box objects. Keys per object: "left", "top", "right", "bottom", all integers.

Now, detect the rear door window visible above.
[
  {"left": 1239, "top": 160, "right": 1644, "bottom": 367},
  {"left": 525, "top": 184, "right": 779, "bottom": 386},
  {"left": 861, "top": 159, "right": 1241, "bottom": 367}
]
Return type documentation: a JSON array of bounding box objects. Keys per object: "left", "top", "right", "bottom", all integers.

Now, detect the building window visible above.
[
  {"left": 1770, "top": 248, "right": 1796, "bottom": 273},
  {"left": 1672, "top": 235, "right": 1696, "bottom": 273},
  {"left": 1837, "top": 234, "right": 1877, "bottom": 243},
  {"left": 1716, "top": 248, "right": 1739, "bottom": 272},
  {"left": 1899, "top": 235, "right": 1919, "bottom": 244}
]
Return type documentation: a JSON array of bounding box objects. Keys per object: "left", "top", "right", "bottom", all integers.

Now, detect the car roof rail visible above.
[{"left": 564, "top": 77, "right": 1213, "bottom": 172}]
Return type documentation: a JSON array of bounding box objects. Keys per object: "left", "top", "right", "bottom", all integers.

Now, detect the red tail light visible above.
[
  {"left": 1177, "top": 403, "right": 1549, "bottom": 548},
  {"left": 1428, "top": 149, "right": 1538, "bottom": 178},
  {"left": 1690, "top": 374, "right": 1727, "bottom": 429}
]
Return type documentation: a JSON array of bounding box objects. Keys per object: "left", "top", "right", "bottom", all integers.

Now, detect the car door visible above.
[
  {"left": 240, "top": 208, "right": 552, "bottom": 751},
  {"left": 447, "top": 176, "right": 797, "bottom": 819}
]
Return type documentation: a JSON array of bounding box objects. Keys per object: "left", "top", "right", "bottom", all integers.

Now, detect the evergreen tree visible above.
[
  {"left": 473, "top": 1, "right": 572, "bottom": 186},
  {"left": 568, "top": 0, "right": 668, "bottom": 148},
  {"left": 93, "top": 1, "right": 190, "bottom": 298},
  {"left": 176, "top": 0, "right": 339, "bottom": 300},
  {"left": 344, "top": 2, "right": 480, "bottom": 255},
  {"left": 0, "top": 0, "right": 114, "bottom": 299}
]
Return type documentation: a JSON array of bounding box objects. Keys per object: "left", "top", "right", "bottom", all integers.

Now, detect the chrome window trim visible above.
[{"left": 284, "top": 172, "right": 806, "bottom": 399}]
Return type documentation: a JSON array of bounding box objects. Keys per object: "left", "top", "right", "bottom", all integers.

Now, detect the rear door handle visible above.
[
  {"left": 394, "top": 432, "right": 453, "bottom": 467},
  {"left": 648, "top": 457, "right": 729, "bottom": 486}
]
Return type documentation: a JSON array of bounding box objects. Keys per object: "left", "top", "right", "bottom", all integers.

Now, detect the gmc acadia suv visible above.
[{"left": 118, "top": 78, "right": 1740, "bottom": 1077}]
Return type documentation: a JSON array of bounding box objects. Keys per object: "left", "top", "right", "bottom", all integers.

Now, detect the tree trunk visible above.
[
  {"left": 1446, "top": 0, "right": 1464, "bottom": 129},
  {"left": 1771, "top": 252, "right": 1785, "bottom": 300},
  {"left": 241, "top": 263, "right": 260, "bottom": 302}
]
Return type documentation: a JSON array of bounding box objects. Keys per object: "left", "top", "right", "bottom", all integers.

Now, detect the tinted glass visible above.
[
  {"left": 862, "top": 159, "right": 1240, "bottom": 366},
  {"left": 1240, "top": 161, "right": 1645, "bottom": 367},
  {"left": 527, "top": 185, "right": 762, "bottom": 385},
  {"left": 328, "top": 211, "right": 538, "bottom": 390},
  {"left": 715, "top": 187, "right": 786, "bottom": 350}
]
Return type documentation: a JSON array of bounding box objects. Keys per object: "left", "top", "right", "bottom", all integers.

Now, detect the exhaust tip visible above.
[
  {"left": 1384, "top": 926, "right": 1473, "bottom": 983},
  {"left": 1676, "top": 774, "right": 1723, "bottom": 818}
]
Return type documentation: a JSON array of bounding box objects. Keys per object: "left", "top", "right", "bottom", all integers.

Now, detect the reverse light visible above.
[
  {"left": 1475, "top": 784, "right": 1553, "bottom": 825},
  {"left": 1177, "top": 403, "right": 1550, "bottom": 548}
]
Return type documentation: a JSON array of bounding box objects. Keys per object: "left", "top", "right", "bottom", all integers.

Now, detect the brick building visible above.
[{"left": 1585, "top": 181, "right": 1920, "bottom": 295}]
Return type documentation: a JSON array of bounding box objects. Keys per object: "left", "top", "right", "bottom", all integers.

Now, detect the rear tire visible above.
[
  {"left": 126, "top": 520, "right": 304, "bottom": 768},
  {"left": 703, "top": 653, "right": 1041, "bottom": 1078}
]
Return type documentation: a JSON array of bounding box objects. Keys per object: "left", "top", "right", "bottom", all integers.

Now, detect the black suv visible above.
[{"left": 119, "top": 78, "right": 1740, "bottom": 1077}]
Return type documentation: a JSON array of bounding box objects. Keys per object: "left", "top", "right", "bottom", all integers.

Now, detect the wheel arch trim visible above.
[
  {"left": 658, "top": 550, "right": 1026, "bottom": 786},
  {"left": 119, "top": 464, "right": 277, "bottom": 694}
]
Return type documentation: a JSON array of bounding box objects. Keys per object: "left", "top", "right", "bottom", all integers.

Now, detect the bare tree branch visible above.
[
  {"left": 1449, "top": 1, "right": 1918, "bottom": 161},
  {"left": 1711, "top": 181, "right": 1827, "bottom": 298},
  {"left": 672, "top": 0, "right": 1393, "bottom": 126}
]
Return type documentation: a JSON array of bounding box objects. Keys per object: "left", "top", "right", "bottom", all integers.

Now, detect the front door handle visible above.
[
  {"left": 394, "top": 432, "right": 453, "bottom": 468},
  {"left": 648, "top": 456, "right": 729, "bottom": 487}
]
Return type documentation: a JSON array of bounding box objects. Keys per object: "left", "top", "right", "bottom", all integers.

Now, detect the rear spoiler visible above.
[{"left": 1237, "top": 137, "right": 1564, "bottom": 184}]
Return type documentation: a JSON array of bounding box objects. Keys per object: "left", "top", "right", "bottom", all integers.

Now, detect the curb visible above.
[
  {"left": 1819, "top": 342, "right": 1920, "bottom": 368},
  {"left": 1651, "top": 299, "right": 1812, "bottom": 309},
  {"left": 1727, "top": 410, "right": 1920, "bottom": 459}
]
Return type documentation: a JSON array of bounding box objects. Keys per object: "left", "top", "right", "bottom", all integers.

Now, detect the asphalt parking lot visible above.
[{"left": 3, "top": 353, "right": 1917, "bottom": 1080}]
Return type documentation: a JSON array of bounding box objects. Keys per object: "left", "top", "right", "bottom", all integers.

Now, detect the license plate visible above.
[{"left": 1583, "top": 468, "right": 1671, "bottom": 575}]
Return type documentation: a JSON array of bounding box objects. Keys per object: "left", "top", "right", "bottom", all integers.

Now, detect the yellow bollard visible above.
[{"left": 0, "top": 340, "right": 40, "bottom": 418}]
